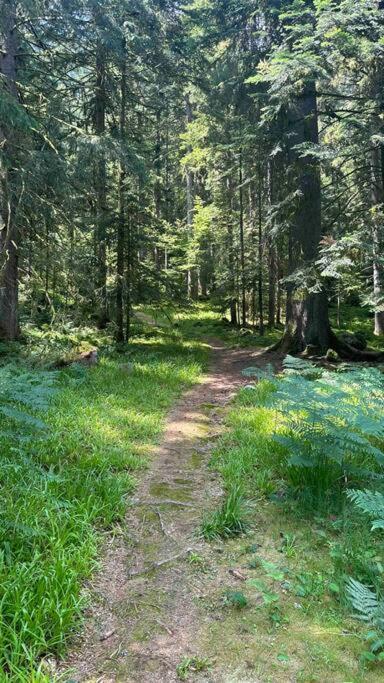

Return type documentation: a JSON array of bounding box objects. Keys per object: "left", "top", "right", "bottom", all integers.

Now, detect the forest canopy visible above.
[{"left": 1, "top": 0, "right": 384, "bottom": 351}]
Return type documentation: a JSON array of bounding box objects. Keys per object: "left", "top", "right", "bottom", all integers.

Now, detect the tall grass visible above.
[{"left": 0, "top": 324, "right": 206, "bottom": 680}]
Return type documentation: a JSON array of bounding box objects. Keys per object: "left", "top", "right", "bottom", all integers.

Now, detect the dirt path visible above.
[{"left": 62, "top": 339, "right": 279, "bottom": 683}]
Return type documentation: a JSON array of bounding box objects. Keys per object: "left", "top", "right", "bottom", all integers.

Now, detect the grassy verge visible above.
[
  {"left": 138, "top": 300, "right": 384, "bottom": 353},
  {"left": 199, "top": 361, "right": 384, "bottom": 681},
  {"left": 329, "top": 303, "right": 384, "bottom": 350},
  {"left": 0, "top": 319, "right": 207, "bottom": 681},
  {"left": 138, "top": 302, "right": 281, "bottom": 348}
]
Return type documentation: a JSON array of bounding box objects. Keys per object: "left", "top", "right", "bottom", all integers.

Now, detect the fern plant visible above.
[
  {"left": 0, "top": 364, "right": 59, "bottom": 440},
  {"left": 346, "top": 578, "right": 384, "bottom": 663},
  {"left": 267, "top": 363, "right": 384, "bottom": 507},
  {"left": 347, "top": 489, "right": 384, "bottom": 531},
  {"left": 346, "top": 488, "right": 384, "bottom": 662}
]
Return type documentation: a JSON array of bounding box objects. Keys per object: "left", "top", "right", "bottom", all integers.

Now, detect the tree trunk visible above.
[
  {"left": 371, "top": 144, "right": 384, "bottom": 335},
  {"left": 185, "top": 93, "right": 198, "bottom": 299},
  {"left": 257, "top": 164, "right": 264, "bottom": 335},
  {"left": 239, "top": 149, "right": 246, "bottom": 326},
  {"left": 116, "top": 40, "right": 126, "bottom": 343},
  {"left": 154, "top": 109, "right": 162, "bottom": 270},
  {"left": 0, "top": 1, "right": 19, "bottom": 340},
  {"left": 93, "top": 16, "right": 108, "bottom": 329},
  {"left": 280, "top": 82, "right": 332, "bottom": 353},
  {"left": 267, "top": 161, "right": 276, "bottom": 329},
  {"left": 126, "top": 214, "right": 132, "bottom": 341},
  {"left": 227, "top": 176, "right": 237, "bottom": 325}
]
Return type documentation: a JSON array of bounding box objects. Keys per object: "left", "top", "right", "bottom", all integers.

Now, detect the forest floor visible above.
[
  {"left": 61, "top": 336, "right": 280, "bottom": 682},
  {"left": 59, "top": 310, "right": 384, "bottom": 683}
]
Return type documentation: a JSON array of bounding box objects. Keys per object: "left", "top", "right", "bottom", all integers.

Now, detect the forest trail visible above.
[{"left": 62, "top": 338, "right": 278, "bottom": 683}]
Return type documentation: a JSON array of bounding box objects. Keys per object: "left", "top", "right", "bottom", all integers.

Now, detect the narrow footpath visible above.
[{"left": 63, "top": 339, "right": 275, "bottom": 683}]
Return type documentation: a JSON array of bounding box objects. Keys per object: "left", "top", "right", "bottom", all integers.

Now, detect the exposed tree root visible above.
[
  {"left": 330, "top": 332, "right": 384, "bottom": 362},
  {"left": 267, "top": 329, "right": 384, "bottom": 362}
]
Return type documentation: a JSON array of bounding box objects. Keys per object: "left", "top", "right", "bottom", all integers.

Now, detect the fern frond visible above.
[
  {"left": 347, "top": 578, "right": 384, "bottom": 629},
  {"left": 347, "top": 489, "right": 384, "bottom": 530}
]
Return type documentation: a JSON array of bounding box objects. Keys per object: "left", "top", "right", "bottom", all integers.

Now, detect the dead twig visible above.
[
  {"left": 154, "top": 619, "right": 174, "bottom": 635},
  {"left": 133, "top": 498, "right": 195, "bottom": 509},
  {"left": 155, "top": 508, "right": 172, "bottom": 538},
  {"left": 128, "top": 547, "right": 193, "bottom": 578},
  {"left": 229, "top": 568, "right": 247, "bottom": 581}
]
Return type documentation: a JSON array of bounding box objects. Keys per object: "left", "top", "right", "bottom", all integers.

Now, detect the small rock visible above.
[
  {"left": 229, "top": 568, "right": 247, "bottom": 581},
  {"left": 99, "top": 628, "right": 116, "bottom": 641}
]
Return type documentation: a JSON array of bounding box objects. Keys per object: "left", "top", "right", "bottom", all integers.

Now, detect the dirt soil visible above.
[{"left": 61, "top": 339, "right": 281, "bottom": 683}]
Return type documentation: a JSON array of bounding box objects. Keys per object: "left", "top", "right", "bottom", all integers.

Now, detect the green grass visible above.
[
  {"left": 201, "top": 484, "right": 248, "bottom": 539},
  {"left": 330, "top": 303, "right": 384, "bottom": 350},
  {"left": 0, "top": 320, "right": 207, "bottom": 680},
  {"left": 139, "top": 301, "right": 282, "bottom": 348},
  {"left": 202, "top": 363, "right": 384, "bottom": 679}
]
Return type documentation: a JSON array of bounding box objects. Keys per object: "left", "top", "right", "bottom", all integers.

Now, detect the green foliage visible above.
[
  {"left": 346, "top": 578, "right": 384, "bottom": 664},
  {"left": 267, "top": 364, "right": 384, "bottom": 508},
  {"left": 347, "top": 489, "right": 384, "bottom": 531},
  {"left": 200, "top": 485, "right": 248, "bottom": 540},
  {"left": 347, "top": 579, "right": 384, "bottom": 630},
  {"left": 223, "top": 590, "right": 248, "bottom": 610},
  {"left": 176, "top": 655, "right": 211, "bottom": 680},
  {"left": 0, "top": 324, "right": 205, "bottom": 680},
  {"left": 345, "top": 485, "right": 384, "bottom": 662}
]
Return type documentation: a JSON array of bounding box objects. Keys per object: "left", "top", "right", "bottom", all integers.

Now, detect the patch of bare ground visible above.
[{"left": 60, "top": 339, "right": 280, "bottom": 683}]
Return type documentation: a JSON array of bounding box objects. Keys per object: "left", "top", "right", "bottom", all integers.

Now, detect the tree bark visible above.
[
  {"left": 238, "top": 149, "right": 246, "bottom": 326},
  {"left": 0, "top": 0, "right": 19, "bottom": 340},
  {"left": 280, "top": 82, "right": 332, "bottom": 353},
  {"left": 267, "top": 160, "right": 276, "bottom": 328},
  {"left": 93, "top": 13, "right": 108, "bottom": 329},
  {"left": 154, "top": 109, "right": 162, "bottom": 270},
  {"left": 116, "top": 39, "right": 126, "bottom": 343},
  {"left": 371, "top": 143, "right": 384, "bottom": 335},
  {"left": 185, "top": 93, "right": 198, "bottom": 299},
  {"left": 257, "top": 163, "right": 264, "bottom": 335}
]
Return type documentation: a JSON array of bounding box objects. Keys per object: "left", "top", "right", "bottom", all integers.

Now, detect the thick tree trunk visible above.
[
  {"left": 281, "top": 291, "right": 331, "bottom": 354},
  {"left": 280, "top": 82, "right": 332, "bottom": 353},
  {"left": 0, "top": 1, "right": 19, "bottom": 340},
  {"left": 371, "top": 144, "right": 384, "bottom": 335}
]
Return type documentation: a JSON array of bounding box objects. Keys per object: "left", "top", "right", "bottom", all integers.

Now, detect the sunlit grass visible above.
[
  {"left": 0, "top": 321, "right": 207, "bottom": 680},
  {"left": 203, "top": 370, "right": 384, "bottom": 678}
]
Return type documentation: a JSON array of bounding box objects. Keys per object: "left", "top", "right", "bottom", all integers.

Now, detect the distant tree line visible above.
[{"left": 1, "top": 0, "right": 384, "bottom": 356}]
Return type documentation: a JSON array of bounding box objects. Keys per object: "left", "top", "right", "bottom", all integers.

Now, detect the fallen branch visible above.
[
  {"left": 128, "top": 547, "right": 193, "bottom": 578},
  {"left": 154, "top": 619, "right": 174, "bottom": 636},
  {"left": 155, "top": 508, "right": 172, "bottom": 538},
  {"left": 133, "top": 498, "right": 195, "bottom": 509}
]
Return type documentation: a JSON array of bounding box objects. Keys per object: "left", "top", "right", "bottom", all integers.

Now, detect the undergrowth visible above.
[
  {"left": 206, "top": 354, "right": 384, "bottom": 675},
  {"left": 0, "top": 319, "right": 206, "bottom": 680}
]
